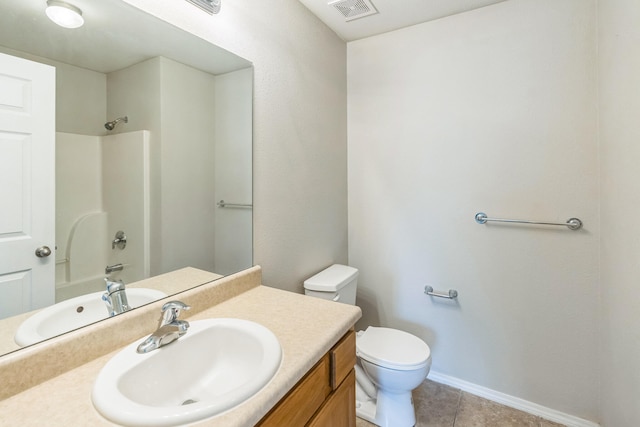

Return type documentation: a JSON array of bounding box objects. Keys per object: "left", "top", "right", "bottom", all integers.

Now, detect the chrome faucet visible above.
[
  {"left": 136, "top": 301, "right": 191, "bottom": 354},
  {"left": 102, "top": 278, "right": 131, "bottom": 317},
  {"left": 105, "top": 263, "right": 124, "bottom": 274}
]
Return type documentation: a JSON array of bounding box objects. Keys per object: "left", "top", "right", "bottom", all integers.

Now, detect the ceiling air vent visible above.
[
  {"left": 185, "top": 0, "right": 221, "bottom": 15},
  {"left": 328, "top": 0, "right": 379, "bottom": 22}
]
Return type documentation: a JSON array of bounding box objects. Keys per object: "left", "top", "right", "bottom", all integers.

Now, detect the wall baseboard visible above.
[{"left": 427, "top": 371, "right": 601, "bottom": 427}]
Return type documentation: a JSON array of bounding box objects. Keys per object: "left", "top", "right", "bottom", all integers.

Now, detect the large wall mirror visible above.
[{"left": 0, "top": 0, "right": 253, "bottom": 355}]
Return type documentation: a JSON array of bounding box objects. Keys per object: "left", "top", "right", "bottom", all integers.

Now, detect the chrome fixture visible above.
[
  {"left": 112, "top": 231, "right": 127, "bottom": 250},
  {"left": 217, "top": 199, "right": 253, "bottom": 209},
  {"left": 475, "top": 212, "right": 583, "bottom": 231},
  {"left": 185, "top": 0, "right": 221, "bottom": 14},
  {"left": 104, "top": 116, "right": 128, "bottom": 131},
  {"left": 102, "top": 279, "right": 131, "bottom": 317},
  {"left": 45, "top": 0, "right": 84, "bottom": 29},
  {"left": 137, "top": 301, "right": 191, "bottom": 353},
  {"left": 105, "top": 263, "right": 124, "bottom": 274},
  {"left": 35, "top": 246, "right": 52, "bottom": 258},
  {"left": 424, "top": 286, "right": 458, "bottom": 300}
]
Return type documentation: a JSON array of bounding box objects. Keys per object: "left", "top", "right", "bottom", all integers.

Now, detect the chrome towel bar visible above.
[
  {"left": 217, "top": 200, "right": 253, "bottom": 209},
  {"left": 474, "top": 212, "right": 582, "bottom": 231},
  {"left": 424, "top": 286, "right": 458, "bottom": 299}
]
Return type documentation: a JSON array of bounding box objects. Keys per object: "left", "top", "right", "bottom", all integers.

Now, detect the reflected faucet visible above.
[
  {"left": 102, "top": 278, "right": 131, "bottom": 317},
  {"left": 136, "top": 301, "right": 191, "bottom": 354}
]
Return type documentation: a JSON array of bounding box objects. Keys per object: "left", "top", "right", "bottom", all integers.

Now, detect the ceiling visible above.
[
  {"left": 298, "top": 0, "right": 508, "bottom": 41},
  {"left": 0, "top": 0, "right": 250, "bottom": 75}
]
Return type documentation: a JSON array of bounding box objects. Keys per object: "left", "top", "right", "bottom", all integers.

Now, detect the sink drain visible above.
[{"left": 181, "top": 399, "right": 198, "bottom": 406}]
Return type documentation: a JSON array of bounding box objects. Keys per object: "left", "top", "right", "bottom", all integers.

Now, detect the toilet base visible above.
[
  {"left": 355, "top": 398, "right": 377, "bottom": 424},
  {"left": 355, "top": 390, "right": 416, "bottom": 427}
]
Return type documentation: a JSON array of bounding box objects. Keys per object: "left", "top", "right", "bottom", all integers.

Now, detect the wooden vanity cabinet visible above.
[{"left": 258, "top": 330, "right": 356, "bottom": 427}]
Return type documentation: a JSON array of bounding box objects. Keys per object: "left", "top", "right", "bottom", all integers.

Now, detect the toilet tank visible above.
[{"left": 303, "top": 264, "right": 358, "bottom": 305}]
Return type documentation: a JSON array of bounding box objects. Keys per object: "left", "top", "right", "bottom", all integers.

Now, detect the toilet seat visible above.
[{"left": 356, "top": 327, "right": 431, "bottom": 371}]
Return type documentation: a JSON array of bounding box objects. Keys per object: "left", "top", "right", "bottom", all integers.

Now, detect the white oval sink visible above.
[
  {"left": 14, "top": 288, "right": 166, "bottom": 347},
  {"left": 92, "top": 318, "right": 282, "bottom": 427}
]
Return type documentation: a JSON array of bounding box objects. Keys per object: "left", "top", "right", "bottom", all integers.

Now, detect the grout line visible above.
[{"left": 452, "top": 388, "right": 463, "bottom": 426}]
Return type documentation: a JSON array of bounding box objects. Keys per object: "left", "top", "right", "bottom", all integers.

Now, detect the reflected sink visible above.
[
  {"left": 14, "top": 288, "right": 166, "bottom": 346},
  {"left": 92, "top": 318, "right": 282, "bottom": 427}
]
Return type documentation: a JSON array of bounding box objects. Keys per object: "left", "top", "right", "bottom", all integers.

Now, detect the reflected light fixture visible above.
[
  {"left": 185, "top": 0, "right": 221, "bottom": 15},
  {"left": 45, "top": 0, "right": 84, "bottom": 29}
]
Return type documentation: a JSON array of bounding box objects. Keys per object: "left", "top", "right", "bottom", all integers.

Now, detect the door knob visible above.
[{"left": 35, "top": 246, "right": 52, "bottom": 258}]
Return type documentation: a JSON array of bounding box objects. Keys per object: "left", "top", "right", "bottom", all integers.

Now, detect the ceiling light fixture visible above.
[{"left": 45, "top": 0, "right": 84, "bottom": 29}]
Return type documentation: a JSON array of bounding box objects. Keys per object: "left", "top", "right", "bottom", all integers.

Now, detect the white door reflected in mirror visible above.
[{"left": 0, "top": 52, "right": 55, "bottom": 318}]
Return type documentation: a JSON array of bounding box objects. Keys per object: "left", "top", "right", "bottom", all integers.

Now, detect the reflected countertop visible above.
[{"left": 0, "top": 268, "right": 223, "bottom": 356}]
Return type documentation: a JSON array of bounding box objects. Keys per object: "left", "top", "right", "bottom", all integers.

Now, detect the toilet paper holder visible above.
[{"left": 424, "top": 285, "right": 458, "bottom": 299}]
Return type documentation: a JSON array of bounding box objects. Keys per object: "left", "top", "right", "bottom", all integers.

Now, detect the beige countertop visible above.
[{"left": 0, "top": 267, "right": 361, "bottom": 426}]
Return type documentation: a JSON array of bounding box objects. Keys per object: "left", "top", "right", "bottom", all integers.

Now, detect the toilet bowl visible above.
[{"left": 304, "top": 264, "right": 432, "bottom": 427}]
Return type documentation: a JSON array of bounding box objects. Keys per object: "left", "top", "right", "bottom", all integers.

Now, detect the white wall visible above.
[
  {"left": 108, "top": 57, "right": 248, "bottom": 276},
  {"left": 122, "top": 0, "right": 349, "bottom": 293},
  {"left": 107, "top": 57, "right": 212, "bottom": 275},
  {"left": 54, "top": 63, "right": 106, "bottom": 136},
  {"left": 0, "top": 47, "right": 106, "bottom": 136},
  {"left": 348, "top": 0, "right": 599, "bottom": 421},
  {"left": 159, "top": 57, "right": 217, "bottom": 273},
  {"left": 599, "top": 0, "right": 640, "bottom": 425},
  {"left": 213, "top": 68, "right": 253, "bottom": 275},
  {"left": 107, "top": 57, "right": 163, "bottom": 273}
]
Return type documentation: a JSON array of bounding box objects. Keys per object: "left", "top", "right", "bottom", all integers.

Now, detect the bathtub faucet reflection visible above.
[{"left": 105, "top": 263, "right": 124, "bottom": 274}]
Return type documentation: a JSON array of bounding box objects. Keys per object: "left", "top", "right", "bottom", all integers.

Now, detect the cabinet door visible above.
[
  {"left": 308, "top": 369, "right": 355, "bottom": 427},
  {"left": 258, "top": 355, "right": 331, "bottom": 426}
]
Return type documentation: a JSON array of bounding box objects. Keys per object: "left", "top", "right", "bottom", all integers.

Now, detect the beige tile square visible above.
[
  {"left": 414, "top": 379, "right": 460, "bottom": 427},
  {"left": 356, "top": 417, "right": 376, "bottom": 427},
  {"left": 454, "top": 393, "right": 539, "bottom": 427}
]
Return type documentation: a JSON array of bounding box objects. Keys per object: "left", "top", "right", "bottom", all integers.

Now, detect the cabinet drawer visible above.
[
  {"left": 258, "top": 354, "right": 331, "bottom": 427},
  {"left": 330, "top": 330, "right": 356, "bottom": 390}
]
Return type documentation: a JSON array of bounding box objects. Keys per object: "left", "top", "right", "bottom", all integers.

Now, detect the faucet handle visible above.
[{"left": 159, "top": 301, "right": 191, "bottom": 326}]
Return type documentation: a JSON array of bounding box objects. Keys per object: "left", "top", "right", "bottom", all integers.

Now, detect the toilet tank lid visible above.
[{"left": 303, "top": 264, "right": 358, "bottom": 292}]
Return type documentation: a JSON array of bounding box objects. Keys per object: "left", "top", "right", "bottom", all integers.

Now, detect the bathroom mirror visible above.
[{"left": 0, "top": 0, "right": 253, "bottom": 355}]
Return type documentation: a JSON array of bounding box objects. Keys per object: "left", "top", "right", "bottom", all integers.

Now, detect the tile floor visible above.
[{"left": 355, "top": 380, "right": 566, "bottom": 427}]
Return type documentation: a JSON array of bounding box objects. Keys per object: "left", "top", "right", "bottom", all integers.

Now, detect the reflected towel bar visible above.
[
  {"left": 217, "top": 200, "right": 253, "bottom": 209},
  {"left": 424, "top": 286, "right": 458, "bottom": 299},
  {"left": 474, "top": 212, "right": 582, "bottom": 230}
]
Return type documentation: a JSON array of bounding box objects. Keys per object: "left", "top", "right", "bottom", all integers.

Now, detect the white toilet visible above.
[{"left": 304, "top": 264, "right": 431, "bottom": 427}]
